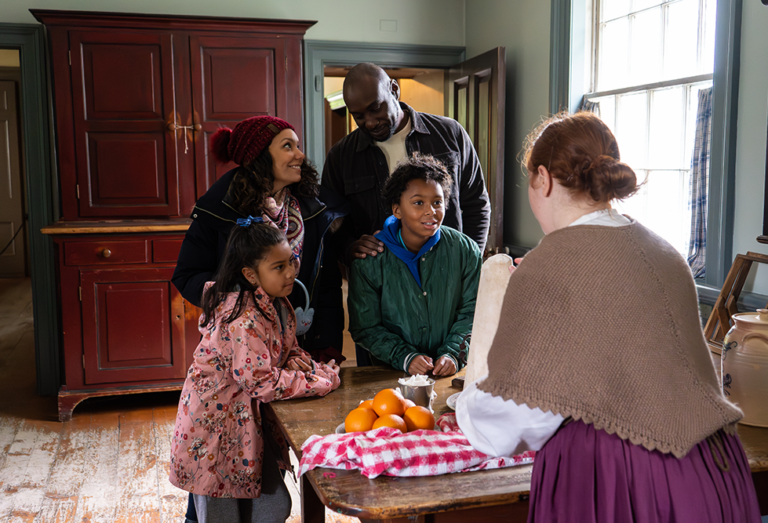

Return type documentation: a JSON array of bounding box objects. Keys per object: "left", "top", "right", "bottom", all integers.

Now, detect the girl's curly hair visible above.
[{"left": 226, "top": 146, "right": 320, "bottom": 215}]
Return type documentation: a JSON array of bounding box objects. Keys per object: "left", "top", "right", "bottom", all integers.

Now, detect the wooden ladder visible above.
[{"left": 704, "top": 251, "right": 768, "bottom": 353}]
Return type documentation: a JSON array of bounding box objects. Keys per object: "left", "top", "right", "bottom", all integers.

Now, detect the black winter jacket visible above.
[{"left": 171, "top": 169, "right": 351, "bottom": 362}]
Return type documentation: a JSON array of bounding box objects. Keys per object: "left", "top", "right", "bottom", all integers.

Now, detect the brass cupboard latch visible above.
[{"left": 167, "top": 121, "right": 202, "bottom": 154}]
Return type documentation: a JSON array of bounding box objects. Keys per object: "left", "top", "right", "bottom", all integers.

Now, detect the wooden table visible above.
[{"left": 267, "top": 366, "right": 768, "bottom": 523}]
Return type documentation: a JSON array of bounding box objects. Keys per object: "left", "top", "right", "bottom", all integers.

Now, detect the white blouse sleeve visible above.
[{"left": 455, "top": 375, "right": 565, "bottom": 457}]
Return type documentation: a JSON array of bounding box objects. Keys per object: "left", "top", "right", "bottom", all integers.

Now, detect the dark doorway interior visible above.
[{"left": 0, "top": 49, "right": 29, "bottom": 278}]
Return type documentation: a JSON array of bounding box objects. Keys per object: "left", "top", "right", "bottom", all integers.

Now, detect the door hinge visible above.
[
  {"left": 68, "top": 50, "right": 71, "bottom": 66},
  {"left": 76, "top": 184, "right": 80, "bottom": 199},
  {"left": 82, "top": 355, "right": 85, "bottom": 369},
  {"left": 78, "top": 286, "right": 82, "bottom": 301},
  {"left": 285, "top": 56, "right": 288, "bottom": 70}
]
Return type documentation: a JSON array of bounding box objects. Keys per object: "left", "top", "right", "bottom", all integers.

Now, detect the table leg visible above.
[
  {"left": 753, "top": 470, "right": 768, "bottom": 516},
  {"left": 301, "top": 473, "right": 325, "bottom": 523}
]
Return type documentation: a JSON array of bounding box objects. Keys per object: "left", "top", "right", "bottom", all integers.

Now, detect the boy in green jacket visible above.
[{"left": 348, "top": 153, "right": 482, "bottom": 376}]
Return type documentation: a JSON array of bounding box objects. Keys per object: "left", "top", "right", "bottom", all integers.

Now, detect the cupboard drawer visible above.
[
  {"left": 64, "top": 240, "right": 149, "bottom": 266},
  {"left": 153, "top": 239, "right": 183, "bottom": 263}
]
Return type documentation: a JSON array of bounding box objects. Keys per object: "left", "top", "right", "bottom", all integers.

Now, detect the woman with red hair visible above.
[{"left": 457, "top": 112, "right": 760, "bottom": 522}]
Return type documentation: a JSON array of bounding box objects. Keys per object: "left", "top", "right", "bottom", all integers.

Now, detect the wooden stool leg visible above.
[{"left": 301, "top": 474, "right": 325, "bottom": 523}]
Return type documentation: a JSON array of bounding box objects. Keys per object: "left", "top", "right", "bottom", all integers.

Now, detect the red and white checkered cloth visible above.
[{"left": 298, "top": 413, "right": 535, "bottom": 479}]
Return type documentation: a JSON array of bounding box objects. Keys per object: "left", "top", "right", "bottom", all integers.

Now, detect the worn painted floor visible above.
[{"left": 0, "top": 278, "right": 359, "bottom": 522}]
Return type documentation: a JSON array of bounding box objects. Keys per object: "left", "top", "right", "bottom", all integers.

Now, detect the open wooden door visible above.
[
  {"left": 0, "top": 80, "right": 25, "bottom": 277},
  {"left": 447, "top": 47, "right": 506, "bottom": 255}
]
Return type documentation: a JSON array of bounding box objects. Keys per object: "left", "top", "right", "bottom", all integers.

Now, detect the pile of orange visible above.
[{"left": 344, "top": 388, "right": 435, "bottom": 434}]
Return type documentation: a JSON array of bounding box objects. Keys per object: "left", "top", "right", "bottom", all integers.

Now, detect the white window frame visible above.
[{"left": 549, "top": 0, "right": 743, "bottom": 292}]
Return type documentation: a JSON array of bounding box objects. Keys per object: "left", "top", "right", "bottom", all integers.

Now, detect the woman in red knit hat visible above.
[{"left": 172, "top": 116, "right": 350, "bottom": 522}]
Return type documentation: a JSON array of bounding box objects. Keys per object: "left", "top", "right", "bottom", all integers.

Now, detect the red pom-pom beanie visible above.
[{"left": 209, "top": 116, "right": 295, "bottom": 166}]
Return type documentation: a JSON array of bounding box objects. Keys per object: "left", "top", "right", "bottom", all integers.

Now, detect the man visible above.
[{"left": 322, "top": 62, "right": 491, "bottom": 261}]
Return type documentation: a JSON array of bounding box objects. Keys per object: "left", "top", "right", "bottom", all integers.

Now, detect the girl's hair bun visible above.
[
  {"left": 210, "top": 127, "right": 233, "bottom": 164},
  {"left": 584, "top": 154, "right": 638, "bottom": 203}
]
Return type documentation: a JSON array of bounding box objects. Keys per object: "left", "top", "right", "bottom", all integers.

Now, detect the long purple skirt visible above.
[{"left": 528, "top": 420, "right": 761, "bottom": 523}]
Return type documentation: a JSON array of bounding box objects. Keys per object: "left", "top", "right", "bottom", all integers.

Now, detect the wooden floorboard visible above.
[{"left": 0, "top": 278, "right": 361, "bottom": 522}]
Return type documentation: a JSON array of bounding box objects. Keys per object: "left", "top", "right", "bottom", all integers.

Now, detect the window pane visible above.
[
  {"left": 599, "top": 18, "right": 630, "bottom": 90},
  {"left": 702, "top": 0, "right": 716, "bottom": 74},
  {"left": 632, "top": 0, "right": 664, "bottom": 13},
  {"left": 648, "top": 86, "right": 685, "bottom": 169},
  {"left": 665, "top": 0, "right": 699, "bottom": 79},
  {"left": 630, "top": 8, "right": 663, "bottom": 85},
  {"left": 603, "top": 0, "right": 631, "bottom": 22},
  {"left": 601, "top": 96, "right": 617, "bottom": 134},
  {"left": 615, "top": 169, "right": 691, "bottom": 255},
  {"left": 615, "top": 92, "right": 648, "bottom": 168},
  {"left": 587, "top": 95, "right": 617, "bottom": 132}
]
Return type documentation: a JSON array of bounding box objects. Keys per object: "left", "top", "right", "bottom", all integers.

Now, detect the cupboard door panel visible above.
[
  {"left": 207, "top": 48, "right": 276, "bottom": 118},
  {"left": 81, "top": 267, "right": 186, "bottom": 384},
  {"left": 189, "top": 35, "right": 288, "bottom": 198},
  {"left": 70, "top": 31, "right": 180, "bottom": 217},
  {"left": 87, "top": 132, "right": 170, "bottom": 207},
  {"left": 84, "top": 42, "right": 164, "bottom": 119}
]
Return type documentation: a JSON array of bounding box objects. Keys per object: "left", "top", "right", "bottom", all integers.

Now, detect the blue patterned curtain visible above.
[
  {"left": 687, "top": 87, "right": 713, "bottom": 278},
  {"left": 580, "top": 97, "right": 601, "bottom": 115}
]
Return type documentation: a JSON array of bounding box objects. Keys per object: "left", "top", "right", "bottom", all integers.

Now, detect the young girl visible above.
[
  {"left": 348, "top": 153, "right": 482, "bottom": 376},
  {"left": 456, "top": 112, "right": 760, "bottom": 522},
  {"left": 170, "top": 221, "right": 340, "bottom": 523}
]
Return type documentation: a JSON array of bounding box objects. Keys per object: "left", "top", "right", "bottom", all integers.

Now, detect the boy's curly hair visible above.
[{"left": 381, "top": 153, "right": 453, "bottom": 208}]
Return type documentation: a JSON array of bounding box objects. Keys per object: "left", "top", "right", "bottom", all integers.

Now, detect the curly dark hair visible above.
[
  {"left": 381, "top": 153, "right": 453, "bottom": 209},
  {"left": 226, "top": 146, "right": 320, "bottom": 215}
]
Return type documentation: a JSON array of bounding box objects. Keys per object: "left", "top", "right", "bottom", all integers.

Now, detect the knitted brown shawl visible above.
[{"left": 478, "top": 220, "right": 742, "bottom": 458}]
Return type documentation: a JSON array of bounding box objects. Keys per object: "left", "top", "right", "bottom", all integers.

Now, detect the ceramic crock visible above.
[{"left": 722, "top": 308, "right": 768, "bottom": 427}]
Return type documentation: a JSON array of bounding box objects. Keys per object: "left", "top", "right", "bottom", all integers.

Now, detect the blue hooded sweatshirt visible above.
[{"left": 374, "top": 215, "right": 441, "bottom": 288}]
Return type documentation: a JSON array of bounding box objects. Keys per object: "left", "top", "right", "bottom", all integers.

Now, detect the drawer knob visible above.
[{"left": 100, "top": 248, "right": 112, "bottom": 258}]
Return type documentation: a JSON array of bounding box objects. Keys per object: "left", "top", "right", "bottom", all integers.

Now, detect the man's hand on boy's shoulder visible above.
[{"left": 349, "top": 232, "right": 384, "bottom": 260}]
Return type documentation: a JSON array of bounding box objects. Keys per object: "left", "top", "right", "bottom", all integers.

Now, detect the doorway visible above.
[
  {"left": 0, "top": 48, "right": 28, "bottom": 278},
  {"left": 0, "top": 24, "right": 58, "bottom": 396},
  {"left": 322, "top": 66, "right": 446, "bottom": 155}
]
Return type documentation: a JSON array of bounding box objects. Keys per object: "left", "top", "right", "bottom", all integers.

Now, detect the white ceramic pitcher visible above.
[{"left": 721, "top": 308, "right": 768, "bottom": 427}]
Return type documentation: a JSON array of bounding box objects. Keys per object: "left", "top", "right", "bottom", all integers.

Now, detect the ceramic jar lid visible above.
[{"left": 732, "top": 309, "right": 768, "bottom": 325}]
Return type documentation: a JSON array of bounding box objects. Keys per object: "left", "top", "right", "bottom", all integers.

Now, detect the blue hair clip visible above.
[{"left": 236, "top": 215, "right": 264, "bottom": 227}]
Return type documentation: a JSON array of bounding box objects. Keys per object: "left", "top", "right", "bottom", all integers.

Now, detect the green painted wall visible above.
[
  {"left": 733, "top": 0, "right": 768, "bottom": 294},
  {"left": 465, "top": 0, "right": 551, "bottom": 249},
  {"left": 0, "top": 0, "right": 466, "bottom": 46}
]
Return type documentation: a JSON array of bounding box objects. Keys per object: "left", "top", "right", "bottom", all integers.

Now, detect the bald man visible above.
[{"left": 322, "top": 63, "right": 491, "bottom": 261}]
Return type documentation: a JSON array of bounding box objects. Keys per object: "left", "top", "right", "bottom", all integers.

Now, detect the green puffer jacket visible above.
[{"left": 348, "top": 226, "right": 482, "bottom": 372}]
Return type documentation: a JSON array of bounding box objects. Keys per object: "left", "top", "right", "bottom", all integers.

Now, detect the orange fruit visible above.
[
  {"left": 345, "top": 408, "right": 378, "bottom": 433},
  {"left": 372, "top": 389, "right": 406, "bottom": 417},
  {"left": 403, "top": 406, "right": 435, "bottom": 432},
  {"left": 358, "top": 399, "right": 375, "bottom": 411},
  {"left": 372, "top": 414, "right": 407, "bottom": 433},
  {"left": 402, "top": 398, "right": 416, "bottom": 410}
]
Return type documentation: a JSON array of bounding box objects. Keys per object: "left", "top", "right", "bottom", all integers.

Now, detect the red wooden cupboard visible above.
[{"left": 34, "top": 10, "right": 315, "bottom": 420}]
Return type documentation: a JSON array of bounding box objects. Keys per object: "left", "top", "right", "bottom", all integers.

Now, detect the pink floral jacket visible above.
[{"left": 170, "top": 285, "right": 340, "bottom": 498}]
